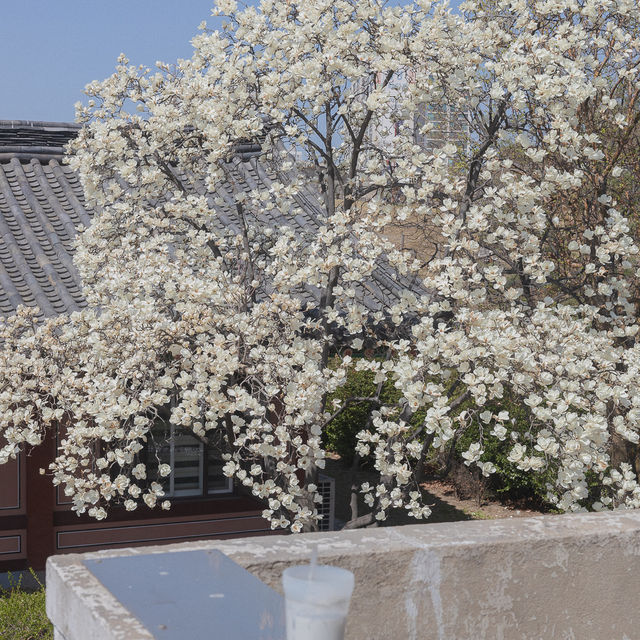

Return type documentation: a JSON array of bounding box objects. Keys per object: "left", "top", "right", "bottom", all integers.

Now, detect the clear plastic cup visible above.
[{"left": 282, "top": 564, "right": 355, "bottom": 640}]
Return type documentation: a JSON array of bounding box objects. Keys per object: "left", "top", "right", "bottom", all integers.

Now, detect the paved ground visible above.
[{"left": 323, "top": 454, "right": 542, "bottom": 528}]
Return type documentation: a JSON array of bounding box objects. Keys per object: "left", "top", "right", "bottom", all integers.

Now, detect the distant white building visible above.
[{"left": 353, "top": 69, "right": 469, "bottom": 156}]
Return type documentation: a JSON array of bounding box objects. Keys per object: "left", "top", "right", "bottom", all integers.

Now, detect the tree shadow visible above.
[{"left": 324, "top": 456, "right": 472, "bottom": 529}]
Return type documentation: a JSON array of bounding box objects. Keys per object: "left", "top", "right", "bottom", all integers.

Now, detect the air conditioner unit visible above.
[{"left": 316, "top": 473, "right": 336, "bottom": 531}]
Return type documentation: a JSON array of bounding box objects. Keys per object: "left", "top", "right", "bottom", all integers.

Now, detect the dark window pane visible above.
[
  {"left": 172, "top": 431, "right": 203, "bottom": 496},
  {"left": 207, "top": 450, "right": 231, "bottom": 494}
]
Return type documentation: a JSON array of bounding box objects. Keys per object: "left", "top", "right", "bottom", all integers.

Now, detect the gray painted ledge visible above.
[{"left": 47, "top": 510, "right": 640, "bottom": 640}]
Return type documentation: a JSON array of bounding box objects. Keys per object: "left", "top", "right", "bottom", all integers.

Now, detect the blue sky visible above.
[
  {"left": 1, "top": 1, "right": 457, "bottom": 124},
  {"left": 0, "top": 1, "right": 218, "bottom": 123}
]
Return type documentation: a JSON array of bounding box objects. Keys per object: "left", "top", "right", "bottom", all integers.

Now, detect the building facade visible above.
[
  {"left": 0, "top": 121, "right": 272, "bottom": 571},
  {"left": 353, "top": 69, "right": 469, "bottom": 156},
  {"left": 0, "top": 118, "right": 417, "bottom": 571}
]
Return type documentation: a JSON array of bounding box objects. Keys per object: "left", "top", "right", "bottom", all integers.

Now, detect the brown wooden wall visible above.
[
  {"left": 54, "top": 505, "right": 271, "bottom": 555},
  {"left": 0, "top": 436, "right": 272, "bottom": 572},
  {"left": 0, "top": 453, "right": 27, "bottom": 568}
]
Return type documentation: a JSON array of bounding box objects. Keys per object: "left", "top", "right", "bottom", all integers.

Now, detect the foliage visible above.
[
  {"left": 324, "top": 367, "right": 386, "bottom": 465},
  {"left": 324, "top": 360, "right": 409, "bottom": 465},
  {"left": 455, "top": 397, "right": 552, "bottom": 505},
  {"left": 0, "top": 571, "right": 53, "bottom": 640},
  {"left": 1, "top": 0, "right": 640, "bottom": 531}
]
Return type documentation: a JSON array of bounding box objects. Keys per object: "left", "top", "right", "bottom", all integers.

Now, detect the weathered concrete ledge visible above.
[{"left": 47, "top": 510, "right": 640, "bottom": 640}]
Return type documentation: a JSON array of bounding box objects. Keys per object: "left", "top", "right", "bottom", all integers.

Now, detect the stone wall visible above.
[{"left": 47, "top": 511, "right": 640, "bottom": 639}]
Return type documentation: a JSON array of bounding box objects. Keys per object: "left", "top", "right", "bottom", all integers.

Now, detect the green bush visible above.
[
  {"left": 323, "top": 365, "right": 402, "bottom": 465},
  {"left": 324, "top": 358, "right": 553, "bottom": 507},
  {"left": 0, "top": 570, "right": 53, "bottom": 640},
  {"left": 455, "top": 396, "right": 553, "bottom": 505},
  {"left": 324, "top": 361, "right": 429, "bottom": 465}
]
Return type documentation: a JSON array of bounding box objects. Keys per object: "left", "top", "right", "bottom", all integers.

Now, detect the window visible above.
[{"left": 144, "top": 421, "right": 232, "bottom": 498}]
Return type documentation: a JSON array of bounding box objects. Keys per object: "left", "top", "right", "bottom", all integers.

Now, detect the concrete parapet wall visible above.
[{"left": 47, "top": 511, "right": 640, "bottom": 639}]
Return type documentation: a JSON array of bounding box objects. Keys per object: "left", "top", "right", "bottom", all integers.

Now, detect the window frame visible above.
[{"left": 147, "top": 421, "right": 233, "bottom": 500}]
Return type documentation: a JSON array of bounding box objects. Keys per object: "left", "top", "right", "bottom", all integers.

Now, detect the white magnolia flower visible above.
[
  {"left": 158, "top": 464, "right": 171, "bottom": 477},
  {"left": 1, "top": 0, "right": 639, "bottom": 529}
]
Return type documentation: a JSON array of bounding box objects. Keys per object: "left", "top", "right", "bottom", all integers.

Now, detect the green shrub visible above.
[
  {"left": 324, "top": 360, "right": 429, "bottom": 465},
  {"left": 323, "top": 364, "right": 402, "bottom": 465},
  {"left": 0, "top": 570, "right": 53, "bottom": 640},
  {"left": 324, "top": 358, "right": 552, "bottom": 507},
  {"left": 455, "top": 396, "right": 553, "bottom": 505}
]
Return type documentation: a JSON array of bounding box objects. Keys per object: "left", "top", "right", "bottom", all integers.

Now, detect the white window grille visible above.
[
  {"left": 316, "top": 473, "right": 335, "bottom": 532},
  {"left": 148, "top": 423, "right": 232, "bottom": 498}
]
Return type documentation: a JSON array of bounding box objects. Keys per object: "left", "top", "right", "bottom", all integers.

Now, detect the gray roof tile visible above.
[
  {"left": 0, "top": 120, "right": 419, "bottom": 321},
  {"left": 0, "top": 130, "right": 88, "bottom": 317},
  {"left": 0, "top": 120, "right": 80, "bottom": 162}
]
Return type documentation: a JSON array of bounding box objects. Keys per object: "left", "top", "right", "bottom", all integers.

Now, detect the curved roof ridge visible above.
[
  {"left": 0, "top": 121, "right": 80, "bottom": 163},
  {"left": 0, "top": 120, "right": 80, "bottom": 131}
]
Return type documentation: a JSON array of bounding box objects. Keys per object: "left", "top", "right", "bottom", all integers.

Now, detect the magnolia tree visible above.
[{"left": 2, "top": 0, "right": 640, "bottom": 530}]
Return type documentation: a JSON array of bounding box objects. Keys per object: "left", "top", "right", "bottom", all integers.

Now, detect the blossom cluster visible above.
[{"left": 1, "top": 0, "right": 640, "bottom": 529}]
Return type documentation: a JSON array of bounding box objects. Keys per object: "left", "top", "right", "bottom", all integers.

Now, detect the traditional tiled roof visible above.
[
  {"left": 0, "top": 120, "right": 81, "bottom": 162},
  {"left": 0, "top": 121, "right": 89, "bottom": 317},
  {"left": 0, "top": 120, "right": 417, "bottom": 320}
]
